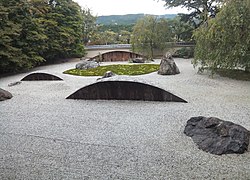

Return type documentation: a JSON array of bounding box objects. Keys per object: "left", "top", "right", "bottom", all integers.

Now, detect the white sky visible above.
[{"left": 73, "top": 0, "right": 189, "bottom": 16}]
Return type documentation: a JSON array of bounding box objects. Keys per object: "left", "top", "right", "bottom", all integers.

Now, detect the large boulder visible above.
[
  {"left": 158, "top": 54, "right": 180, "bottom": 75},
  {"left": 76, "top": 60, "right": 99, "bottom": 70},
  {"left": 0, "top": 88, "right": 13, "bottom": 101},
  {"left": 184, "top": 116, "right": 250, "bottom": 155}
]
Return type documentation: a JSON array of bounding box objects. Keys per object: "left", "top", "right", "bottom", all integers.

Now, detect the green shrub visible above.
[{"left": 173, "top": 47, "right": 194, "bottom": 58}]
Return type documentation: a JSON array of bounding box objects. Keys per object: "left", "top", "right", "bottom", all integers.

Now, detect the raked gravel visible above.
[{"left": 0, "top": 58, "right": 250, "bottom": 179}]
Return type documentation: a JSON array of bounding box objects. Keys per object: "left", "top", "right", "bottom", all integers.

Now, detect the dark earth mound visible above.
[
  {"left": 67, "top": 80, "right": 187, "bottom": 102},
  {"left": 21, "top": 73, "right": 63, "bottom": 81}
]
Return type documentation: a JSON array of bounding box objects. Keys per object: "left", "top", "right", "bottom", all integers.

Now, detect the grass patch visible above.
[
  {"left": 216, "top": 69, "right": 250, "bottom": 81},
  {"left": 63, "top": 64, "right": 160, "bottom": 76}
]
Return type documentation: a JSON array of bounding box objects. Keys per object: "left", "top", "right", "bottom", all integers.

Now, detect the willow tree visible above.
[
  {"left": 193, "top": 0, "right": 250, "bottom": 72},
  {"left": 131, "top": 15, "right": 172, "bottom": 59},
  {"left": 82, "top": 8, "right": 97, "bottom": 45}
]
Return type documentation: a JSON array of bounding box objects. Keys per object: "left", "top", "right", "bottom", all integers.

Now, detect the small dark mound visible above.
[
  {"left": 66, "top": 81, "right": 187, "bottom": 102},
  {"left": 21, "top": 73, "right": 63, "bottom": 81}
]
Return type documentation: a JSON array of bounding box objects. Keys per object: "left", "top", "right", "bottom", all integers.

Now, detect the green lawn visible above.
[{"left": 63, "top": 64, "right": 160, "bottom": 76}]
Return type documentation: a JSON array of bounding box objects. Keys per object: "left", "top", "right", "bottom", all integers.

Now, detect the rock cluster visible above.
[
  {"left": 76, "top": 60, "right": 99, "bottom": 70},
  {"left": 184, "top": 116, "right": 250, "bottom": 155}
]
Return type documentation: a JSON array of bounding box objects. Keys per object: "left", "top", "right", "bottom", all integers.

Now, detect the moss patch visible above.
[
  {"left": 63, "top": 64, "right": 160, "bottom": 76},
  {"left": 216, "top": 69, "right": 250, "bottom": 81}
]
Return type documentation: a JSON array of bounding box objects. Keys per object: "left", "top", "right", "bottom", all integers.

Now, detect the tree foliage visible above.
[
  {"left": 90, "top": 30, "right": 117, "bottom": 45},
  {"left": 131, "top": 15, "right": 172, "bottom": 59},
  {"left": 0, "top": 0, "right": 44, "bottom": 73},
  {"left": 82, "top": 8, "right": 97, "bottom": 44},
  {"left": 193, "top": 0, "right": 250, "bottom": 72},
  {"left": 161, "top": 0, "right": 222, "bottom": 27},
  {"left": 97, "top": 24, "right": 134, "bottom": 34},
  {"left": 89, "top": 24, "right": 133, "bottom": 45},
  {"left": 0, "top": 0, "right": 94, "bottom": 74},
  {"left": 168, "top": 15, "right": 194, "bottom": 41}
]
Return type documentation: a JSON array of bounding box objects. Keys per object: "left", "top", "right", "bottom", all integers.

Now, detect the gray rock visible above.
[
  {"left": 0, "top": 88, "right": 13, "bottom": 101},
  {"left": 132, "top": 58, "right": 145, "bottom": 63},
  {"left": 8, "top": 81, "right": 21, "bottom": 87},
  {"left": 97, "top": 71, "right": 116, "bottom": 81},
  {"left": 76, "top": 60, "right": 99, "bottom": 70},
  {"left": 102, "top": 71, "right": 116, "bottom": 78},
  {"left": 184, "top": 116, "right": 250, "bottom": 155},
  {"left": 158, "top": 54, "right": 180, "bottom": 75}
]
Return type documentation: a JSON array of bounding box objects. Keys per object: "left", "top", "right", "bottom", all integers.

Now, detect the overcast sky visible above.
[{"left": 73, "top": 0, "right": 189, "bottom": 16}]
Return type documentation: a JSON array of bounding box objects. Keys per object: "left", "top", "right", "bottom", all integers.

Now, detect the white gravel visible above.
[{"left": 0, "top": 58, "right": 250, "bottom": 179}]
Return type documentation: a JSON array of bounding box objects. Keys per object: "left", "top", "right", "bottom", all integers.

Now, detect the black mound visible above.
[
  {"left": 21, "top": 73, "right": 63, "bottom": 81},
  {"left": 66, "top": 81, "right": 187, "bottom": 102}
]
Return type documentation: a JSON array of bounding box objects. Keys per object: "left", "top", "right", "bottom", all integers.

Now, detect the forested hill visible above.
[{"left": 97, "top": 14, "right": 176, "bottom": 25}]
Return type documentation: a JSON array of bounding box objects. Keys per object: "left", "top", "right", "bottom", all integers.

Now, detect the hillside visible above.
[{"left": 96, "top": 14, "right": 176, "bottom": 25}]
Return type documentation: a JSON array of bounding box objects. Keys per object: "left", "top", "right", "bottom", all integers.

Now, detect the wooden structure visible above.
[{"left": 92, "top": 51, "right": 143, "bottom": 62}]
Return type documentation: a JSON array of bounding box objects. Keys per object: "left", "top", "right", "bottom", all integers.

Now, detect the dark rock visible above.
[
  {"left": 184, "top": 116, "right": 250, "bottom": 155},
  {"left": 132, "top": 58, "right": 145, "bottom": 63},
  {"left": 66, "top": 77, "right": 187, "bottom": 103},
  {"left": 97, "top": 71, "right": 116, "bottom": 81},
  {"left": 158, "top": 54, "right": 180, "bottom": 75},
  {"left": 0, "top": 88, "right": 13, "bottom": 101},
  {"left": 8, "top": 81, "right": 21, "bottom": 87},
  {"left": 76, "top": 60, "right": 99, "bottom": 70},
  {"left": 21, "top": 73, "right": 63, "bottom": 81}
]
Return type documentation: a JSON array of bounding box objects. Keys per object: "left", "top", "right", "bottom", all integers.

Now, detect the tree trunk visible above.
[
  {"left": 150, "top": 41, "right": 154, "bottom": 60},
  {"left": 245, "top": 66, "right": 250, "bottom": 73}
]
